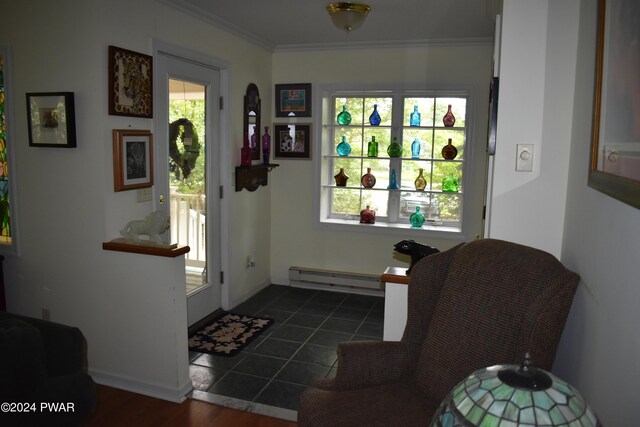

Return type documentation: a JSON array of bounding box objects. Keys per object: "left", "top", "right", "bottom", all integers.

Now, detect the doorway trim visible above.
[{"left": 153, "top": 40, "right": 231, "bottom": 312}]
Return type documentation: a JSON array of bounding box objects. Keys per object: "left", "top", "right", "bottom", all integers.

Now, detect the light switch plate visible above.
[
  {"left": 516, "top": 144, "right": 533, "bottom": 172},
  {"left": 137, "top": 187, "right": 152, "bottom": 202}
]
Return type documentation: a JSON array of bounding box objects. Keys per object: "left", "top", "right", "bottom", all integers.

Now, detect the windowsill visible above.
[{"left": 319, "top": 217, "right": 466, "bottom": 239}]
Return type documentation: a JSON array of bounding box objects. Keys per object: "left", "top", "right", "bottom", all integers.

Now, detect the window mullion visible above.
[{"left": 387, "top": 94, "right": 404, "bottom": 223}]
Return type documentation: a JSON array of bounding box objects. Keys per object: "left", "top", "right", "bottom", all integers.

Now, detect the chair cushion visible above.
[
  {"left": 298, "top": 382, "right": 438, "bottom": 427},
  {"left": 0, "top": 319, "right": 48, "bottom": 399}
]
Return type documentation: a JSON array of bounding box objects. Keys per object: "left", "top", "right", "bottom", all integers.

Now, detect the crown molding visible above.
[
  {"left": 157, "top": 0, "right": 277, "bottom": 51},
  {"left": 158, "top": 0, "right": 493, "bottom": 54}
]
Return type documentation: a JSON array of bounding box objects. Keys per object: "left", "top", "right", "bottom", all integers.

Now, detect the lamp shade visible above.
[
  {"left": 326, "top": 2, "right": 371, "bottom": 32},
  {"left": 431, "top": 355, "right": 600, "bottom": 427}
]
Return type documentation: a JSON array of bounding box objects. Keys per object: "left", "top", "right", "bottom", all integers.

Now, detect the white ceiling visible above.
[{"left": 160, "top": 0, "right": 499, "bottom": 51}]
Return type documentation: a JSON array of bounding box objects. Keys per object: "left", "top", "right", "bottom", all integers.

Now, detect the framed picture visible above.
[
  {"left": 113, "top": 129, "right": 153, "bottom": 191},
  {"left": 274, "top": 123, "right": 311, "bottom": 159},
  {"left": 589, "top": 0, "right": 640, "bottom": 209},
  {"left": 275, "top": 83, "right": 312, "bottom": 117},
  {"left": 108, "top": 45, "right": 153, "bottom": 118},
  {"left": 26, "top": 92, "right": 76, "bottom": 147}
]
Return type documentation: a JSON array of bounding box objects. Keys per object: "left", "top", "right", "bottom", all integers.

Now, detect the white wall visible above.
[
  {"left": 487, "top": 0, "right": 576, "bottom": 258},
  {"left": 270, "top": 44, "right": 493, "bottom": 284},
  {"left": 0, "top": 0, "right": 272, "bottom": 400},
  {"left": 491, "top": 0, "right": 640, "bottom": 423},
  {"left": 554, "top": 0, "right": 640, "bottom": 423}
]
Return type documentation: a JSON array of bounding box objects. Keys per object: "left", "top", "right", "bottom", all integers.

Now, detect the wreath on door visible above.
[{"left": 169, "top": 118, "right": 200, "bottom": 179}]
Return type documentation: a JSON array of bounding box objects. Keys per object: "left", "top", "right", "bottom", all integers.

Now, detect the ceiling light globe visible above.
[{"left": 326, "top": 2, "right": 371, "bottom": 32}]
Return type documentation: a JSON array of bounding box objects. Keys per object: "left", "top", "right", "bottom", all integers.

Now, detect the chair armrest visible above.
[
  {"left": 0, "top": 312, "right": 85, "bottom": 376},
  {"left": 315, "top": 340, "right": 415, "bottom": 391}
]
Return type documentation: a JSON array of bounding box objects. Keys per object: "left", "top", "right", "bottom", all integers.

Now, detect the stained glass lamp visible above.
[{"left": 431, "top": 353, "right": 600, "bottom": 427}]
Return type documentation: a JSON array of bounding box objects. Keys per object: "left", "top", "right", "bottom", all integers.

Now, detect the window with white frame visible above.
[{"left": 318, "top": 88, "right": 471, "bottom": 234}]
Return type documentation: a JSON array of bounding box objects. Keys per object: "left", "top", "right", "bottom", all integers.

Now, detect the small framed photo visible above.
[
  {"left": 108, "top": 45, "right": 153, "bottom": 118},
  {"left": 275, "top": 83, "right": 312, "bottom": 117},
  {"left": 274, "top": 123, "right": 311, "bottom": 159},
  {"left": 113, "top": 129, "right": 153, "bottom": 192},
  {"left": 26, "top": 92, "right": 76, "bottom": 147}
]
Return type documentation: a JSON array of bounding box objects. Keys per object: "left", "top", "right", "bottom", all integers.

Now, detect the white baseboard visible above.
[{"left": 89, "top": 368, "right": 193, "bottom": 403}]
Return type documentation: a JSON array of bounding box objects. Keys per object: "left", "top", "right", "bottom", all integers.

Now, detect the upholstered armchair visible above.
[{"left": 298, "top": 239, "right": 580, "bottom": 426}]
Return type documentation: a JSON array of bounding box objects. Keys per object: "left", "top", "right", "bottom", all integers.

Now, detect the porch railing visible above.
[{"left": 169, "top": 188, "right": 206, "bottom": 265}]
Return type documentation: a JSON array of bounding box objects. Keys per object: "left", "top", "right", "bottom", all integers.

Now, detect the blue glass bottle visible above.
[
  {"left": 410, "top": 206, "right": 425, "bottom": 228},
  {"left": 369, "top": 104, "right": 381, "bottom": 126},
  {"left": 336, "top": 136, "right": 351, "bottom": 156},
  {"left": 388, "top": 169, "right": 400, "bottom": 189},
  {"left": 337, "top": 105, "right": 352, "bottom": 125},
  {"left": 411, "top": 138, "right": 421, "bottom": 159},
  {"left": 410, "top": 105, "right": 421, "bottom": 126}
]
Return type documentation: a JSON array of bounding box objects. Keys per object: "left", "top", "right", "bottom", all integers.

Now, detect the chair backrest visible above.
[{"left": 407, "top": 239, "right": 579, "bottom": 403}]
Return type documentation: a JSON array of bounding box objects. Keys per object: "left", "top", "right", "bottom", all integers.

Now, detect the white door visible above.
[{"left": 155, "top": 52, "right": 221, "bottom": 326}]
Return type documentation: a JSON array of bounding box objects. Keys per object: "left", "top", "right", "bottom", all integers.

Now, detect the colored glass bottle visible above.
[
  {"left": 415, "top": 168, "right": 427, "bottom": 191},
  {"left": 411, "top": 138, "right": 421, "bottom": 159},
  {"left": 360, "top": 205, "right": 376, "bottom": 224},
  {"left": 261, "top": 126, "right": 271, "bottom": 165},
  {"left": 443, "top": 174, "right": 459, "bottom": 192},
  {"left": 443, "top": 104, "right": 456, "bottom": 127},
  {"left": 337, "top": 105, "right": 352, "bottom": 125},
  {"left": 441, "top": 138, "right": 458, "bottom": 160},
  {"left": 369, "top": 104, "right": 381, "bottom": 126},
  {"left": 361, "top": 167, "right": 376, "bottom": 188},
  {"left": 410, "top": 105, "right": 421, "bottom": 126},
  {"left": 410, "top": 206, "right": 425, "bottom": 228},
  {"left": 388, "top": 169, "right": 399, "bottom": 189},
  {"left": 241, "top": 132, "right": 252, "bottom": 166},
  {"left": 336, "top": 136, "right": 352, "bottom": 156},
  {"left": 387, "top": 137, "right": 403, "bottom": 158},
  {"left": 367, "top": 136, "right": 379, "bottom": 157},
  {"left": 334, "top": 168, "right": 349, "bottom": 186}
]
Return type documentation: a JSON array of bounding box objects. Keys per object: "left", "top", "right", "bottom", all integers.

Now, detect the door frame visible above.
[{"left": 153, "top": 41, "right": 231, "bottom": 313}]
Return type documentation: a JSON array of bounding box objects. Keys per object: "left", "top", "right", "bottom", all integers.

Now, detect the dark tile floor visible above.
[{"left": 188, "top": 284, "right": 384, "bottom": 412}]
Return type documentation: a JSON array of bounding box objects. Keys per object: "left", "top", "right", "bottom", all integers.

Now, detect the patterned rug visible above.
[{"left": 188, "top": 312, "right": 273, "bottom": 357}]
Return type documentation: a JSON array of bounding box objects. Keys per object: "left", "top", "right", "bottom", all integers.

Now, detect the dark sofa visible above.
[{"left": 0, "top": 311, "right": 96, "bottom": 426}]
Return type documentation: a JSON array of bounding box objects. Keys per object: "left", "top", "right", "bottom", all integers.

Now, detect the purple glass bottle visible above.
[{"left": 262, "top": 126, "right": 271, "bottom": 165}]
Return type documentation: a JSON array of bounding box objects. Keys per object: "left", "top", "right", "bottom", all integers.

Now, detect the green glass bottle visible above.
[
  {"left": 442, "top": 175, "right": 459, "bottom": 192},
  {"left": 410, "top": 206, "right": 425, "bottom": 228},
  {"left": 387, "top": 137, "right": 403, "bottom": 158},
  {"left": 337, "top": 105, "right": 352, "bottom": 125},
  {"left": 367, "top": 136, "right": 379, "bottom": 157}
]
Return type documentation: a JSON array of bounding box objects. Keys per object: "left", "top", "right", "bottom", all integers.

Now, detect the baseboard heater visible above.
[{"left": 289, "top": 266, "right": 383, "bottom": 294}]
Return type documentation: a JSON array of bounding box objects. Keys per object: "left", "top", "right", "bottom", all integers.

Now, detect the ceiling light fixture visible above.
[{"left": 326, "top": 2, "right": 371, "bottom": 32}]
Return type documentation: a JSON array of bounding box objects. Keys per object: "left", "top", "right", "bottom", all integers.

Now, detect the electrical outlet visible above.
[
  {"left": 247, "top": 256, "right": 256, "bottom": 268},
  {"left": 516, "top": 144, "right": 534, "bottom": 172}
]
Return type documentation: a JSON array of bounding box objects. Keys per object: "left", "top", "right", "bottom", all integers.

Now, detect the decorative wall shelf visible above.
[
  {"left": 235, "top": 164, "right": 279, "bottom": 192},
  {"left": 102, "top": 238, "right": 190, "bottom": 257}
]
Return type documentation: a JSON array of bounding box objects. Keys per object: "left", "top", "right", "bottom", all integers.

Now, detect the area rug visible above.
[{"left": 188, "top": 312, "right": 273, "bottom": 357}]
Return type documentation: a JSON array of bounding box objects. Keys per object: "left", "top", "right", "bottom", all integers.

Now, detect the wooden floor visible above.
[{"left": 83, "top": 384, "right": 298, "bottom": 427}]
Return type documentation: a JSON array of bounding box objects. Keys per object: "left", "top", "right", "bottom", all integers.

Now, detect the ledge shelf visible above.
[
  {"left": 235, "top": 163, "right": 279, "bottom": 192},
  {"left": 102, "top": 238, "right": 190, "bottom": 258}
]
